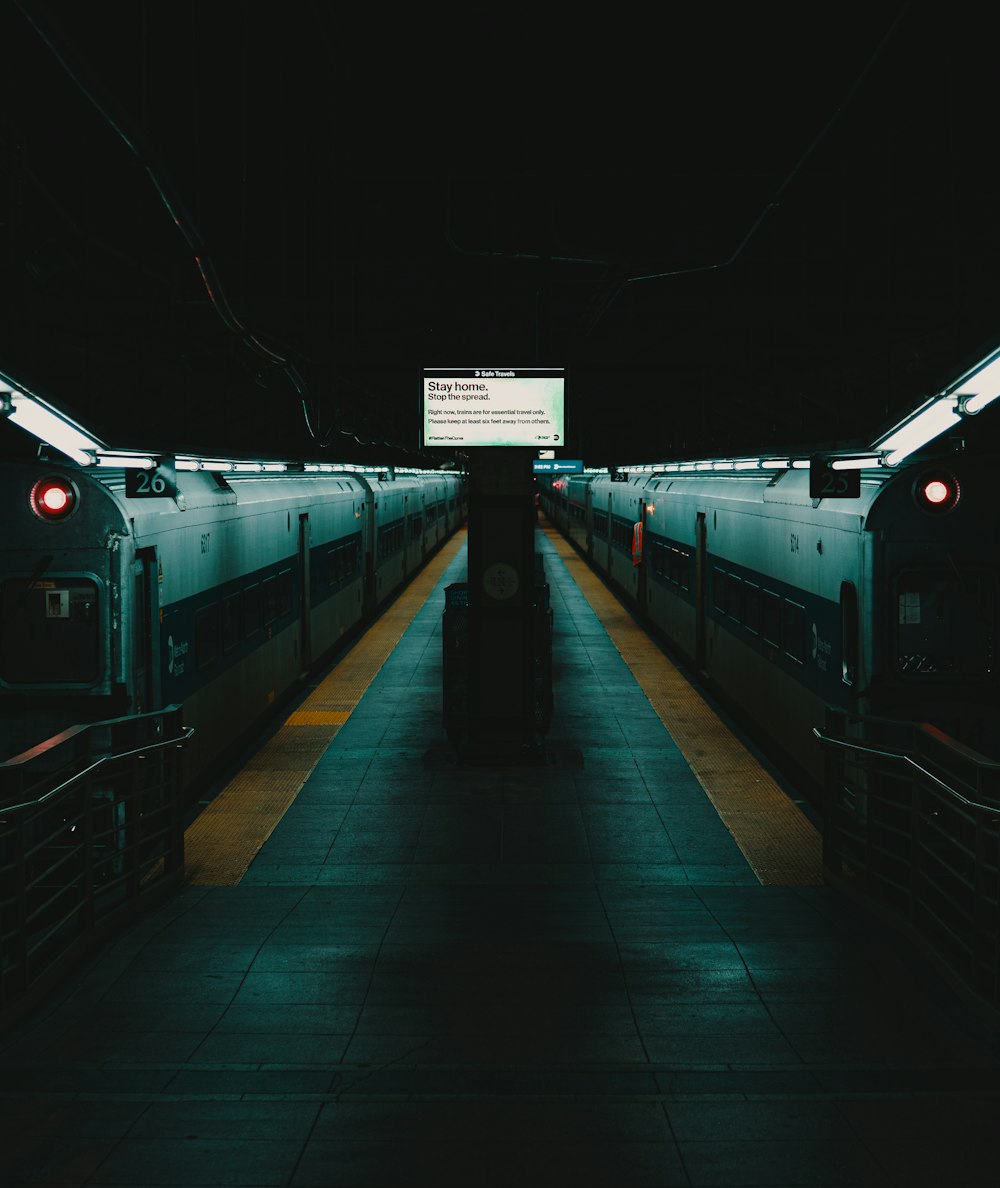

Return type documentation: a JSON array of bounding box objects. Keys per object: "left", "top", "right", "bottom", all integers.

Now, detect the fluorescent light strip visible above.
[
  {"left": 952, "top": 354, "right": 1000, "bottom": 414},
  {"left": 95, "top": 454, "right": 155, "bottom": 468},
  {"left": 878, "top": 397, "right": 962, "bottom": 465},
  {"left": 7, "top": 392, "right": 102, "bottom": 465},
  {"left": 831, "top": 456, "right": 883, "bottom": 470}
]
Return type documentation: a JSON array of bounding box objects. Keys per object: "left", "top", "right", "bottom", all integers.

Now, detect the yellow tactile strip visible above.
[
  {"left": 541, "top": 520, "right": 823, "bottom": 886},
  {"left": 184, "top": 530, "right": 467, "bottom": 885},
  {"left": 284, "top": 710, "right": 351, "bottom": 726}
]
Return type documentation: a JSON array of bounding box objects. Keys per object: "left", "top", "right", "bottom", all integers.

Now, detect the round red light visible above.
[
  {"left": 923, "top": 479, "right": 950, "bottom": 505},
  {"left": 40, "top": 484, "right": 70, "bottom": 513},
  {"left": 30, "top": 476, "right": 78, "bottom": 521},
  {"left": 912, "top": 469, "right": 960, "bottom": 514}
]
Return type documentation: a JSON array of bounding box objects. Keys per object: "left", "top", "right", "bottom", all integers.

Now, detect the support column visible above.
[{"left": 444, "top": 448, "right": 552, "bottom": 760}]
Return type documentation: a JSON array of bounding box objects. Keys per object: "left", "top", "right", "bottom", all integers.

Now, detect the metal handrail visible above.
[
  {"left": 1, "top": 706, "right": 190, "bottom": 1029},
  {"left": 812, "top": 727, "right": 1000, "bottom": 814},
  {"left": 815, "top": 708, "right": 1000, "bottom": 1011},
  {"left": 0, "top": 728, "right": 194, "bottom": 816}
]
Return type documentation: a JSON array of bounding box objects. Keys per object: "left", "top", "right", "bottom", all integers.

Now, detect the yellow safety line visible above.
[
  {"left": 284, "top": 710, "right": 351, "bottom": 726},
  {"left": 540, "top": 520, "right": 823, "bottom": 886},
  {"left": 184, "top": 530, "right": 467, "bottom": 885}
]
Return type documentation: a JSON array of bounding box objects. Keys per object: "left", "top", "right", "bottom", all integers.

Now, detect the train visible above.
[
  {"left": 539, "top": 452, "right": 998, "bottom": 795},
  {"left": 0, "top": 458, "right": 466, "bottom": 799}
]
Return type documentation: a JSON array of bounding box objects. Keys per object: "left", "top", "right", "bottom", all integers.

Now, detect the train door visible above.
[
  {"left": 298, "top": 513, "right": 311, "bottom": 672},
  {"left": 132, "top": 548, "right": 158, "bottom": 713},
  {"left": 695, "top": 512, "right": 707, "bottom": 670},
  {"left": 363, "top": 493, "right": 376, "bottom": 617},
  {"left": 604, "top": 490, "right": 613, "bottom": 572}
]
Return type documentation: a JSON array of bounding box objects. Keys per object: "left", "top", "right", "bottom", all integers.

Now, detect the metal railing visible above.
[
  {"left": 815, "top": 709, "right": 1000, "bottom": 1008},
  {"left": 0, "top": 706, "right": 191, "bottom": 1028}
]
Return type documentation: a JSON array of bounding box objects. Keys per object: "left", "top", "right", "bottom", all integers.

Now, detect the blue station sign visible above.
[{"left": 533, "top": 459, "right": 583, "bottom": 474}]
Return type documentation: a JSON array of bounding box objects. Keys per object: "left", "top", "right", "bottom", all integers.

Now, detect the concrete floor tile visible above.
[
  {"left": 88, "top": 1137, "right": 303, "bottom": 1185},
  {"left": 677, "top": 1138, "right": 892, "bottom": 1186}
]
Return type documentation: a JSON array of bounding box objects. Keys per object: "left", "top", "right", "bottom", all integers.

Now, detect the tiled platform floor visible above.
[{"left": 2, "top": 533, "right": 1000, "bottom": 1186}]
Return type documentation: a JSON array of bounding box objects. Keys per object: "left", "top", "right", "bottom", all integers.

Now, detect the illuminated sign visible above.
[
  {"left": 422, "top": 368, "right": 564, "bottom": 447},
  {"left": 533, "top": 459, "right": 582, "bottom": 473}
]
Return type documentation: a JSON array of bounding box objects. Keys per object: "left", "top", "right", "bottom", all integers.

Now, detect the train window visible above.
[
  {"left": 593, "top": 511, "right": 608, "bottom": 539},
  {"left": 712, "top": 568, "right": 727, "bottom": 613},
  {"left": 277, "top": 569, "right": 293, "bottom": 616},
  {"left": 894, "top": 567, "right": 995, "bottom": 679},
  {"left": 761, "top": 589, "right": 781, "bottom": 648},
  {"left": 327, "top": 548, "right": 341, "bottom": 586},
  {"left": 840, "top": 581, "right": 858, "bottom": 685},
  {"left": 262, "top": 575, "right": 278, "bottom": 625},
  {"left": 222, "top": 593, "right": 241, "bottom": 653},
  {"left": 782, "top": 600, "right": 806, "bottom": 664},
  {"left": 743, "top": 582, "right": 760, "bottom": 635},
  {"left": 727, "top": 573, "right": 742, "bottom": 622},
  {"left": 0, "top": 577, "right": 100, "bottom": 683},
  {"left": 379, "top": 519, "right": 405, "bottom": 559},
  {"left": 196, "top": 604, "right": 219, "bottom": 671},
  {"left": 244, "top": 583, "right": 261, "bottom": 637}
]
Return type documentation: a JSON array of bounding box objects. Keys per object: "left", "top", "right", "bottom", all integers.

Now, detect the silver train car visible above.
[
  {"left": 541, "top": 455, "right": 998, "bottom": 792},
  {"left": 0, "top": 461, "right": 466, "bottom": 798}
]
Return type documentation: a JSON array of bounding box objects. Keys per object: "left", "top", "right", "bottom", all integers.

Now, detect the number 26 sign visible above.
[{"left": 125, "top": 465, "right": 177, "bottom": 498}]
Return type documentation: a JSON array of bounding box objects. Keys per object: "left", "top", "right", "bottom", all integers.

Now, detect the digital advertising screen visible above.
[{"left": 421, "top": 368, "right": 564, "bottom": 448}]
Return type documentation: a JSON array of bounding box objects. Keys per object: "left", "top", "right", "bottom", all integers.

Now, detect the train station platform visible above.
[{"left": 3, "top": 524, "right": 1000, "bottom": 1187}]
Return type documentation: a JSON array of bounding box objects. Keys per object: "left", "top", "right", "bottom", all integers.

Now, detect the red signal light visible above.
[
  {"left": 30, "top": 476, "right": 78, "bottom": 521},
  {"left": 912, "top": 470, "right": 960, "bottom": 514}
]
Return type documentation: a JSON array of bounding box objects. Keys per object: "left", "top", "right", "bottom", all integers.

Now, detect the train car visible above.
[
  {"left": 542, "top": 454, "right": 999, "bottom": 792},
  {"left": 0, "top": 460, "right": 465, "bottom": 799},
  {"left": 414, "top": 472, "right": 442, "bottom": 557},
  {"left": 356, "top": 471, "right": 425, "bottom": 605},
  {"left": 564, "top": 473, "right": 596, "bottom": 554}
]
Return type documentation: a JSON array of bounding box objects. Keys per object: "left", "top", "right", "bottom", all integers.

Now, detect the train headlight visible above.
[
  {"left": 912, "top": 469, "right": 960, "bottom": 514},
  {"left": 30, "top": 476, "right": 79, "bottom": 521}
]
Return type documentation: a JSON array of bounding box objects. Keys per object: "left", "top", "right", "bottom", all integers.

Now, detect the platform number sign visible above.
[
  {"left": 125, "top": 464, "right": 177, "bottom": 499},
  {"left": 809, "top": 458, "right": 860, "bottom": 499}
]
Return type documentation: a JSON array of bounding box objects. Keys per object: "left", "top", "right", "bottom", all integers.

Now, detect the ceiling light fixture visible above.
[
  {"left": 4, "top": 389, "right": 103, "bottom": 466},
  {"left": 875, "top": 397, "right": 962, "bottom": 466}
]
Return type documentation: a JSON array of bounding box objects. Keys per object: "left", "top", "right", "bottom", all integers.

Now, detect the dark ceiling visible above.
[{"left": 2, "top": 2, "right": 1000, "bottom": 468}]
